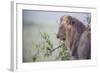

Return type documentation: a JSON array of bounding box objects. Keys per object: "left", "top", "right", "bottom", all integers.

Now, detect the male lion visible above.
[{"left": 57, "top": 15, "right": 91, "bottom": 60}]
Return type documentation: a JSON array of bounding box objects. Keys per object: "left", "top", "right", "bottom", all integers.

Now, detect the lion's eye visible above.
[
  {"left": 60, "top": 26, "right": 63, "bottom": 29},
  {"left": 60, "top": 18, "right": 63, "bottom": 22}
]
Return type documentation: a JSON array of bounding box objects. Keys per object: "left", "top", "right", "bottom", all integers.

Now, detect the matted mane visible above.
[
  {"left": 71, "top": 17, "right": 86, "bottom": 35},
  {"left": 68, "top": 17, "right": 87, "bottom": 59},
  {"left": 57, "top": 15, "right": 91, "bottom": 59}
]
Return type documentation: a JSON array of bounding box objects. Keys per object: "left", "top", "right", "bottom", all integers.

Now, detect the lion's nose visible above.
[{"left": 57, "top": 34, "right": 60, "bottom": 38}]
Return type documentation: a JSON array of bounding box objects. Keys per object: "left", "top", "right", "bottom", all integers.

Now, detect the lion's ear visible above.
[{"left": 67, "top": 16, "right": 73, "bottom": 25}]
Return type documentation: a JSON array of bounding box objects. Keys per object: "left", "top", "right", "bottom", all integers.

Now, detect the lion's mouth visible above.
[
  {"left": 59, "top": 37, "right": 66, "bottom": 41},
  {"left": 57, "top": 34, "right": 66, "bottom": 41}
]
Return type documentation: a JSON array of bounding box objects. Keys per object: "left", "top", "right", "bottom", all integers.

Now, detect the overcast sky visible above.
[{"left": 23, "top": 10, "right": 91, "bottom": 26}]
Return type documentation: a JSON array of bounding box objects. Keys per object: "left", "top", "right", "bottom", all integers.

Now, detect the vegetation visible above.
[
  {"left": 32, "top": 32, "right": 70, "bottom": 62},
  {"left": 40, "top": 32, "right": 53, "bottom": 56},
  {"left": 57, "top": 41, "right": 70, "bottom": 60}
]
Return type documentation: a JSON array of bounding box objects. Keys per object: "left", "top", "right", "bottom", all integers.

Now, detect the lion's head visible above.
[{"left": 57, "top": 15, "right": 86, "bottom": 50}]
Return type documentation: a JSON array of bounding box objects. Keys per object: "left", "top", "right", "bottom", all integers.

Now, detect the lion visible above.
[{"left": 57, "top": 15, "right": 91, "bottom": 60}]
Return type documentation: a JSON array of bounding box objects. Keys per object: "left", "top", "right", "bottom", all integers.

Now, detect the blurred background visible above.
[{"left": 23, "top": 10, "right": 91, "bottom": 62}]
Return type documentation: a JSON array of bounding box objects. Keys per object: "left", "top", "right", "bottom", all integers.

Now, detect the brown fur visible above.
[{"left": 57, "top": 15, "right": 91, "bottom": 60}]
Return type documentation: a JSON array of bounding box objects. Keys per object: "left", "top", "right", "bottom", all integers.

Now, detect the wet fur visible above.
[{"left": 57, "top": 15, "right": 91, "bottom": 60}]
